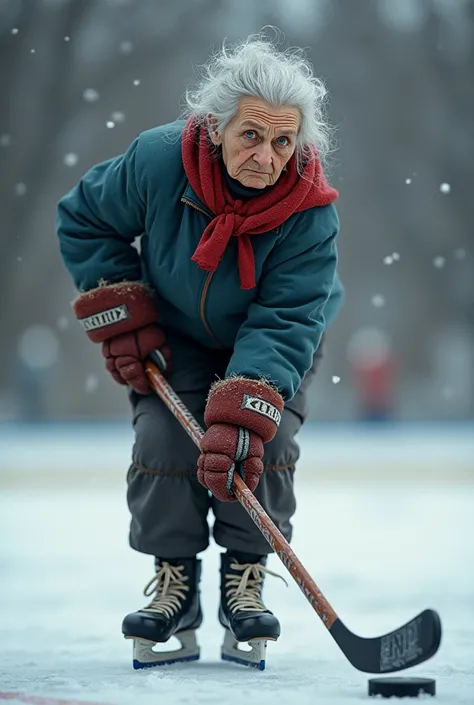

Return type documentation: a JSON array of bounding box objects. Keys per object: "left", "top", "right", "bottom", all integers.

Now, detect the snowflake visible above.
[
  {"left": 85, "top": 375, "right": 99, "bottom": 393},
  {"left": 83, "top": 88, "right": 100, "bottom": 103},
  {"left": 371, "top": 294, "right": 386, "bottom": 308},
  {"left": 63, "top": 153, "right": 79, "bottom": 167},
  {"left": 119, "top": 40, "right": 134, "bottom": 54},
  {"left": 133, "top": 79, "right": 141, "bottom": 86},
  {"left": 439, "top": 183, "right": 451, "bottom": 194},
  {"left": 106, "top": 121, "right": 115, "bottom": 129},
  {"left": 332, "top": 376, "right": 341, "bottom": 384},
  {"left": 15, "top": 183, "right": 27, "bottom": 196},
  {"left": 405, "top": 178, "right": 412, "bottom": 185},
  {"left": 111, "top": 111, "right": 125, "bottom": 123},
  {"left": 56, "top": 317, "right": 69, "bottom": 331},
  {"left": 383, "top": 256, "right": 394, "bottom": 265},
  {"left": 433, "top": 256, "right": 446, "bottom": 269}
]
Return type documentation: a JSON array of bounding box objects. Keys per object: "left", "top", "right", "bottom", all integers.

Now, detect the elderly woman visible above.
[{"left": 57, "top": 36, "right": 343, "bottom": 670}]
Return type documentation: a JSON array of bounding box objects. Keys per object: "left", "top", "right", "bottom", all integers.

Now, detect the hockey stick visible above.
[{"left": 145, "top": 355, "right": 442, "bottom": 674}]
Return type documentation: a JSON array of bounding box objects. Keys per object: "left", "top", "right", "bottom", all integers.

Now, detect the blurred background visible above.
[{"left": 0, "top": 0, "right": 473, "bottom": 426}]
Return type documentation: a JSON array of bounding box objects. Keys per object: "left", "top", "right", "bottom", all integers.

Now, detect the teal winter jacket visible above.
[{"left": 57, "top": 120, "right": 344, "bottom": 401}]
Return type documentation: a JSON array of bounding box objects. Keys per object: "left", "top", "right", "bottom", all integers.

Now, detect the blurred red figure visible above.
[{"left": 348, "top": 327, "right": 396, "bottom": 422}]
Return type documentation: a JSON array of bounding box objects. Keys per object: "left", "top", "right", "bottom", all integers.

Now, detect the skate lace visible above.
[
  {"left": 225, "top": 562, "right": 287, "bottom": 614},
  {"left": 142, "top": 563, "right": 189, "bottom": 619}
]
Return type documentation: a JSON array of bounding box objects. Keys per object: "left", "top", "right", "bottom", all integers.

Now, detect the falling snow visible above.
[
  {"left": 133, "top": 79, "right": 141, "bottom": 86},
  {"left": 106, "top": 121, "right": 115, "bottom": 129},
  {"left": 433, "top": 256, "right": 446, "bottom": 269},
  {"left": 405, "top": 177, "right": 412, "bottom": 184},
  {"left": 63, "top": 152, "right": 79, "bottom": 167},
  {"left": 384, "top": 251, "right": 401, "bottom": 265},
  {"left": 56, "top": 317, "right": 70, "bottom": 331},
  {"left": 17, "top": 325, "right": 59, "bottom": 370},
  {"left": 83, "top": 88, "right": 100, "bottom": 102},
  {"left": 454, "top": 248, "right": 466, "bottom": 260},
  {"left": 64, "top": 36, "right": 70, "bottom": 42},
  {"left": 11, "top": 28, "right": 19, "bottom": 35},
  {"left": 332, "top": 376, "right": 341, "bottom": 384},
  {"left": 84, "top": 375, "right": 99, "bottom": 393},
  {"left": 30, "top": 48, "right": 36, "bottom": 54},
  {"left": 111, "top": 110, "right": 125, "bottom": 123},
  {"left": 371, "top": 294, "right": 385, "bottom": 308},
  {"left": 119, "top": 40, "right": 134, "bottom": 54},
  {"left": 15, "top": 183, "right": 27, "bottom": 197},
  {"left": 440, "top": 182, "right": 451, "bottom": 194}
]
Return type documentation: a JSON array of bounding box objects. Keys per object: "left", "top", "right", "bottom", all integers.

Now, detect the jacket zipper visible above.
[
  {"left": 181, "top": 196, "right": 213, "bottom": 219},
  {"left": 181, "top": 196, "right": 223, "bottom": 347},
  {"left": 200, "top": 271, "right": 219, "bottom": 343}
]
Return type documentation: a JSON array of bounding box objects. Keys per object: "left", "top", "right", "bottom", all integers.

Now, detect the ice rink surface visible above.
[{"left": 1, "top": 425, "right": 473, "bottom": 704}]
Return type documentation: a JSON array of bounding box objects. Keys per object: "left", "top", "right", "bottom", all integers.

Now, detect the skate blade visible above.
[
  {"left": 126, "top": 629, "right": 200, "bottom": 669},
  {"left": 221, "top": 629, "right": 275, "bottom": 671}
]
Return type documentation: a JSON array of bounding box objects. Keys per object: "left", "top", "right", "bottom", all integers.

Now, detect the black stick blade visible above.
[{"left": 330, "top": 609, "right": 442, "bottom": 674}]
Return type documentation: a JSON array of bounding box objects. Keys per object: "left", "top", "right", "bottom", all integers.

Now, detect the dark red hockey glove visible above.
[
  {"left": 72, "top": 282, "right": 170, "bottom": 395},
  {"left": 197, "top": 378, "right": 284, "bottom": 502}
]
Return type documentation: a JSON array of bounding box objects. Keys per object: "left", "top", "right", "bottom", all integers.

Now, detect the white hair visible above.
[{"left": 182, "top": 32, "right": 335, "bottom": 172}]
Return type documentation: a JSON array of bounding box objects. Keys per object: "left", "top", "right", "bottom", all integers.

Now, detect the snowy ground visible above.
[{"left": 1, "top": 426, "right": 473, "bottom": 704}]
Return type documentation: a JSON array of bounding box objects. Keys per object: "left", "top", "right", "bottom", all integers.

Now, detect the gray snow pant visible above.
[{"left": 126, "top": 328, "right": 324, "bottom": 558}]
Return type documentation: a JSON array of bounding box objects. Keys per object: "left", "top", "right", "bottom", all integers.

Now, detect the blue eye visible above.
[
  {"left": 244, "top": 130, "right": 256, "bottom": 139},
  {"left": 276, "top": 136, "right": 290, "bottom": 147}
]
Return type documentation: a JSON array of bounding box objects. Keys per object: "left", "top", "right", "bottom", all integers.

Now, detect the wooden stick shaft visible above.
[{"left": 145, "top": 360, "right": 338, "bottom": 629}]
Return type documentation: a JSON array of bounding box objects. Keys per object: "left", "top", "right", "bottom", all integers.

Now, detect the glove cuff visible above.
[
  {"left": 72, "top": 282, "right": 158, "bottom": 343},
  {"left": 204, "top": 377, "right": 284, "bottom": 443}
]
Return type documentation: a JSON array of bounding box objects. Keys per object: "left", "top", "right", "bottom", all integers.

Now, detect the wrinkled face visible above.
[{"left": 209, "top": 96, "right": 301, "bottom": 189}]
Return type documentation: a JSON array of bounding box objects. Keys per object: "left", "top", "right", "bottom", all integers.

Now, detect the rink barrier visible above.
[{"left": 0, "top": 422, "right": 473, "bottom": 488}]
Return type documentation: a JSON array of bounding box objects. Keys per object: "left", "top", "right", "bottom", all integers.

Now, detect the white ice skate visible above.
[
  {"left": 122, "top": 558, "right": 202, "bottom": 669},
  {"left": 218, "top": 553, "right": 287, "bottom": 671}
]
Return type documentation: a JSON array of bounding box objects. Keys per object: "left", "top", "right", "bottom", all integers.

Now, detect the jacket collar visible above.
[{"left": 181, "top": 182, "right": 283, "bottom": 236}]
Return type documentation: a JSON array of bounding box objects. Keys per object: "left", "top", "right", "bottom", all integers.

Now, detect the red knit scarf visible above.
[{"left": 181, "top": 116, "right": 339, "bottom": 290}]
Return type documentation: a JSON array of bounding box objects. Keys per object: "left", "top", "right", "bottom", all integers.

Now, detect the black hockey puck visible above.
[{"left": 368, "top": 677, "right": 436, "bottom": 698}]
